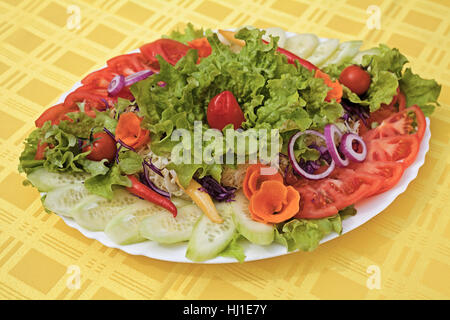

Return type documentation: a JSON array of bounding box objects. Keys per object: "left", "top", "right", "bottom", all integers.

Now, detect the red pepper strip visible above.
[
  {"left": 262, "top": 39, "right": 318, "bottom": 71},
  {"left": 126, "top": 175, "right": 177, "bottom": 217},
  {"left": 34, "top": 141, "right": 48, "bottom": 160}
]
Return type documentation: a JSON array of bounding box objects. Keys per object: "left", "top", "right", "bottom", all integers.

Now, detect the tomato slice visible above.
[
  {"left": 351, "top": 161, "right": 404, "bottom": 195},
  {"left": 364, "top": 105, "right": 426, "bottom": 141},
  {"left": 64, "top": 87, "right": 111, "bottom": 117},
  {"left": 81, "top": 67, "right": 118, "bottom": 88},
  {"left": 107, "top": 53, "right": 151, "bottom": 76},
  {"left": 294, "top": 167, "right": 382, "bottom": 219},
  {"left": 140, "top": 39, "right": 191, "bottom": 70},
  {"left": 366, "top": 135, "right": 420, "bottom": 168},
  {"left": 35, "top": 103, "right": 78, "bottom": 128}
]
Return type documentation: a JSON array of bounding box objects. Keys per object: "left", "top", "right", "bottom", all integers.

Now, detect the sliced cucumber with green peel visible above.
[
  {"left": 322, "top": 40, "right": 363, "bottom": 67},
  {"left": 186, "top": 202, "right": 236, "bottom": 262},
  {"left": 44, "top": 184, "right": 91, "bottom": 217},
  {"left": 71, "top": 188, "right": 139, "bottom": 231},
  {"left": 284, "top": 33, "right": 319, "bottom": 58},
  {"left": 231, "top": 191, "right": 274, "bottom": 245},
  {"left": 140, "top": 203, "right": 203, "bottom": 244},
  {"left": 307, "top": 39, "right": 340, "bottom": 67},
  {"left": 105, "top": 200, "right": 172, "bottom": 245},
  {"left": 27, "top": 168, "right": 89, "bottom": 192},
  {"left": 352, "top": 48, "right": 381, "bottom": 65}
]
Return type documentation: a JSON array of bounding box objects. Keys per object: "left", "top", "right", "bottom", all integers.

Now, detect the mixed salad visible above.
[{"left": 19, "top": 24, "right": 441, "bottom": 262}]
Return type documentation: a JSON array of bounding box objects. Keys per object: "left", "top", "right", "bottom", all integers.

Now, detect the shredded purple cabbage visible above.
[
  {"left": 117, "top": 139, "right": 135, "bottom": 151},
  {"left": 140, "top": 164, "right": 170, "bottom": 198},
  {"left": 143, "top": 158, "right": 163, "bottom": 177},
  {"left": 100, "top": 98, "right": 110, "bottom": 110},
  {"left": 103, "top": 127, "right": 115, "bottom": 140},
  {"left": 77, "top": 138, "right": 84, "bottom": 151},
  {"left": 291, "top": 144, "right": 332, "bottom": 175},
  {"left": 341, "top": 99, "right": 370, "bottom": 127},
  {"left": 115, "top": 145, "right": 122, "bottom": 164},
  {"left": 195, "top": 176, "right": 236, "bottom": 202}
]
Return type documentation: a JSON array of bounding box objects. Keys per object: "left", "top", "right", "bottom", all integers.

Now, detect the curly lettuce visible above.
[
  {"left": 325, "top": 44, "right": 440, "bottom": 115},
  {"left": 131, "top": 28, "right": 343, "bottom": 186}
]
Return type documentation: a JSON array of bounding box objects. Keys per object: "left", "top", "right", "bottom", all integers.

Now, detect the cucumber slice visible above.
[
  {"left": 186, "top": 202, "right": 236, "bottom": 262},
  {"left": 105, "top": 199, "right": 173, "bottom": 245},
  {"left": 307, "top": 39, "right": 340, "bottom": 67},
  {"left": 284, "top": 33, "right": 319, "bottom": 58},
  {"left": 262, "top": 27, "right": 287, "bottom": 47},
  {"left": 71, "top": 188, "right": 140, "bottom": 231},
  {"left": 27, "top": 168, "right": 89, "bottom": 192},
  {"left": 322, "top": 40, "right": 363, "bottom": 67},
  {"left": 352, "top": 48, "right": 381, "bottom": 65},
  {"left": 44, "top": 184, "right": 91, "bottom": 217},
  {"left": 231, "top": 191, "right": 274, "bottom": 245},
  {"left": 139, "top": 203, "right": 203, "bottom": 244}
]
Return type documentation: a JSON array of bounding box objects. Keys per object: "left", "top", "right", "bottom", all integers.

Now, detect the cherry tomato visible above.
[
  {"left": 207, "top": 91, "right": 245, "bottom": 130},
  {"left": 339, "top": 65, "right": 371, "bottom": 95},
  {"left": 82, "top": 132, "right": 117, "bottom": 162},
  {"left": 140, "top": 39, "right": 191, "bottom": 71}
]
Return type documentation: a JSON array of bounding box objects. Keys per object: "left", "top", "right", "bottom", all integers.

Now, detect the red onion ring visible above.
[
  {"left": 108, "top": 75, "right": 125, "bottom": 96},
  {"left": 124, "top": 70, "right": 153, "bottom": 87},
  {"left": 340, "top": 133, "right": 367, "bottom": 162},
  {"left": 288, "top": 130, "right": 335, "bottom": 180},
  {"left": 324, "top": 124, "right": 349, "bottom": 167}
]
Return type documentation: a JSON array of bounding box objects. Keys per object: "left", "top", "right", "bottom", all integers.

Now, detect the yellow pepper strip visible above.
[
  {"left": 176, "top": 179, "right": 224, "bottom": 224},
  {"left": 218, "top": 30, "right": 246, "bottom": 47}
]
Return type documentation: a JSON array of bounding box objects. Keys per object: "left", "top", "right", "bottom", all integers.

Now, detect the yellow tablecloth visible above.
[{"left": 0, "top": 0, "right": 449, "bottom": 300}]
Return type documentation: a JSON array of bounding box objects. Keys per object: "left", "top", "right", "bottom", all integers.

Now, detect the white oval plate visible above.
[{"left": 55, "top": 31, "right": 431, "bottom": 263}]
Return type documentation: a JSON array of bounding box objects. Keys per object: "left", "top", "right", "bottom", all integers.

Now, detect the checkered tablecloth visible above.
[{"left": 0, "top": 0, "right": 449, "bottom": 299}]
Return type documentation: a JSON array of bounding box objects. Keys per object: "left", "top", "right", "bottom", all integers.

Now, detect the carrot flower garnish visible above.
[
  {"left": 243, "top": 164, "right": 284, "bottom": 199},
  {"left": 115, "top": 112, "right": 150, "bottom": 149},
  {"left": 249, "top": 180, "right": 300, "bottom": 224}
]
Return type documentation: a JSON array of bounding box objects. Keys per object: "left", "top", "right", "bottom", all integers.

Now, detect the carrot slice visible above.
[{"left": 315, "top": 70, "right": 343, "bottom": 103}]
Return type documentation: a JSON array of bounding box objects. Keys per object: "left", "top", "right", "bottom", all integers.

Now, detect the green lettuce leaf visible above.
[
  {"left": 118, "top": 150, "right": 144, "bottom": 175},
  {"left": 275, "top": 215, "right": 342, "bottom": 252},
  {"left": 84, "top": 165, "right": 131, "bottom": 200},
  {"left": 165, "top": 22, "right": 205, "bottom": 44},
  {"left": 219, "top": 233, "right": 246, "bottom": 262},
  {"left": 399, "top": 68, "right": 441, "bottom": 116}
]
